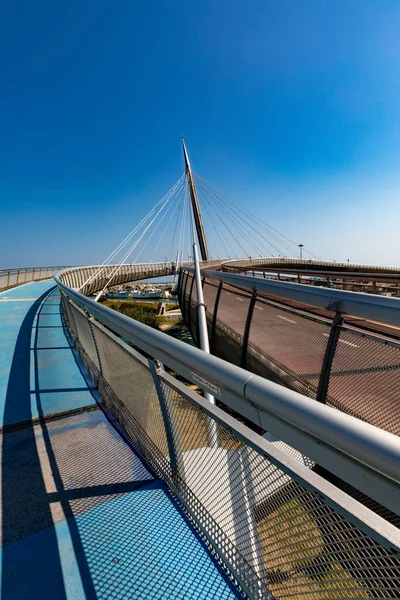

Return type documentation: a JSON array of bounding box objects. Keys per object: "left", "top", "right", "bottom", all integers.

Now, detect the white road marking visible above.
[
  {"left": 226, "top": 292, "right": 232, "bottom": 296},
  {"left": 322, "top": 333, "right": 358, "bottom": 347},
  {"left": 236, "top": 297, "right": 244, "bottom": 302},
  {"left": 277, "top": 315, "right": 296, "bottom": 324},
  {"left": 255, "top": 306, "right": 263, "bottom": 310}
]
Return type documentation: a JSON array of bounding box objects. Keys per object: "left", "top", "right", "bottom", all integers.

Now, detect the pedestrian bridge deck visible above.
[{"left": 0, "top": 281, "right": 241, "bottom": 600}]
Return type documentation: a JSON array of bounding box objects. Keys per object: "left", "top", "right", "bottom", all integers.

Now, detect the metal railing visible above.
[
  {"left": 180, "top": 268, "right": 400, "bottom": 438},
  {"left": 57, "top": 259, "right": 223, "bottom": 296},
  {"left": 0, "top": 265, "right": 71, "bottom": 292},
  {"left": 223, "top": 257, "right": 400, "bottom": 275},
  {"left": 222, "top": 258, "right": 400, "bottom": 294},
  {"left": 55, "top": 265, "right": 400, "bottom": 599}
]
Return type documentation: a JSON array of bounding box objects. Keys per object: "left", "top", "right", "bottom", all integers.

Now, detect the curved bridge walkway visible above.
[{"left": 0, "top": 280, "right": 241, "bottom": 600}]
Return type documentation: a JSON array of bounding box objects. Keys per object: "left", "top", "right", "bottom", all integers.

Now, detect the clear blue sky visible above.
[{"left": 1, "top": 1, "right": 400, "bottom": 267}]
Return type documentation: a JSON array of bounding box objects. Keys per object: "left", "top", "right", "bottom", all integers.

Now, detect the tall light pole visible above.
[{"left": 299, "top": 244, "right": 304, "bottom": 259}]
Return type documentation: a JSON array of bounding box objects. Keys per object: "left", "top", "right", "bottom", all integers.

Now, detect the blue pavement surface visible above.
[
  {"left": 0, "top": 280, "right": 97, "bottom": 428},
  {"left": 3, "top": 479, "right": 240, "bottom": 600},
  {"left": 0, "top": 281, "right": 242, "bottom": 599}
]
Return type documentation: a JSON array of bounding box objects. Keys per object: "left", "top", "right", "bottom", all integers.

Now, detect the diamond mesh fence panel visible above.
[
  {"left": 247, "top": 300, "right": 330, "bottom": 399},
  {"left": 193, "top": 283, "right": 330, "bottom": 392},
  {"left": 185, "top": 277, "right": 400, "bottom": 432},
  {"left": 203, "top": 280, "right": 219, "bottom": 314},
  {"left": 7, "top": 273, "right": 18, "bottom": 287},
  {"left": 68, "top": 303, "right": 100, "bottom": 370},
  {"left": 213, "top": 319, "right": 245, "bottom": 367},
  {"left": 327, "top": 327, "right": 400, "bottom": 435},
  {"left": 189, "top": 300, "right": 200, "bottom": 346},
  {"left": 62, "top": 294, "right": 78, "bottom": 340},
  {"left": 0, "top": 273, "right": 9, "bottom": 289},
  {"left": 60, "top": 293, "right": 400, "bottom": 600},
  {"left": 159, "top": 380, "right": 400, "bottom": 600},
  {"left": 217, "top": 288, "right": 251, "bottom": 338},
  {"left": 90, "top": 321, "right": 170, "bottom": 459},
  {"left": 183, "top": 272, "right": 193, "bottom": 319},
  {"left": 210, "top": 288, "right": 251, "bottom": 367}
]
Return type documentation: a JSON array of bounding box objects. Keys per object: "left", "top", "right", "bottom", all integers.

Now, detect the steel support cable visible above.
[
  {"left": 197, "top": 196, "right": 224, "bottom": 259},
  {"left": 176, "top": 185, "right": 188, "bottom": 267},
  {"left": 195, "top": 178, "right": 270, "bottom": 258},
  {"left": 135, "top": 192, "right": 181, "bottom": 265},
  {"left": 106, "top": 180, "right": 181, "bottom": 271},
  {"left": 123, "top": 176, "right": 186, "bottom": 266},
  {"left": 195, "top": 176, "right": 282, "bottom": 258},
  {"left": 83, "top": 173, "right": 185, "bottom": 289},
  {"left": 195, "top": 175, "right": 289, "bottom": 258},
  {"left": 194, "top": 174, "right": 320, "bottom": 260},
  {"left": 167, "top": 190, "right": 185, "bottom": 263},
  {"left": 194, "top": 171, "right": 304, "bottom": 254},
  {"left": 196, "top": 185, "right": 239, "bottom": 259},
  {"left": 94, "top": 179, "right": 183, "bottom": 300},
  {"left": 199, "top": 191, "right": 235, "bottom": 259},
  {"left": 194, "top": 172, "right": 318, "bottom": 258},
  {"left": 79, "top": 173, "right": 186, "bottom": 291},
  {"left": 167, "top": 179, "right": 188, "bottom": 263},
  {"left": 200, "top": 173, "right": 322, "bottom": 260},
  {"left": 195, "top": 179, "right": 241, "bottom": 259},
  {"left": 194, "top": 178, "right": 252, "bottom": 258},
  {"left": 205, "top": 186, "right": 288, "bottom": 257},
  {"left": 148, "top": 188, "right": 185, "bottom": 263}
]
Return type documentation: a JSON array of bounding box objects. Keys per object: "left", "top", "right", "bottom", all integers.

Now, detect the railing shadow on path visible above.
[
  {"left": 1, "top": 287, "right": 102, "bottom": 599},
  {"left": 2, "top": 285, "right": 240, "bottom": 600}
]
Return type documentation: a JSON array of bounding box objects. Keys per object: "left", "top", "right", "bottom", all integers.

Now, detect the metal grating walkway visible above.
[{"left": 0, "top": 281, "right": 242, "bottom": 599}]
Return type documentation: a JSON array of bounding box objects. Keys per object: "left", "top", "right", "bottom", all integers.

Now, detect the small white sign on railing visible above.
[{"left": 191, "top": 371, "right": 221, "bottom": 396}]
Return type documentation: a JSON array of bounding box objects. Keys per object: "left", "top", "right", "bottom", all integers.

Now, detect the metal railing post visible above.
[
  {"left": 241, "top": 291, "right": 257, "bottom": 369},
  {"left": 188, "top": 273, "right": 195, "bottom": 309},
  {"left": 177, "top": 269, "right": 183, "bottom": 298},
  {"left": 85, "top": 312, "right": 103, "bottom": 375},
  {"left": 187, "top": 273, "right": 196, "bottom": 338},
  {"left": 316, "top": 313, "right": 344, "bottom": 404},
  {"left": 148, "top": 360, "right": 179, "bottom": 470},
  {"left": 178, "top": 270, "right": 185, "bottom": 320},
  {"left": 193, "top": 243, "right": 219, "bottom": 446},
  {"left": 62, "top": 294, "right": 78, "bottom": 342},
  {"left": 211, "top": 281, "right": 223, "bottom": 353}
]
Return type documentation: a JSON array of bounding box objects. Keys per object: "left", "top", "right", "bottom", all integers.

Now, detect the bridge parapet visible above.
[
  {"left": 223, "top": 256, "right": 400, "bottom": 275},
  {"left": 222, "top": 257, "right": 400, "bottom": 294},
  {"left": 0, "top": 265, "right": 71, "bottom": 291},
  {"left": 54, "top": 265, "right": 400, "bottom": 599},
  {"left": 180, "top": 266, "right": 400, "bottom": 437},
  {"left": 56, "top": 259, "right": 223, "bottom": 296}
]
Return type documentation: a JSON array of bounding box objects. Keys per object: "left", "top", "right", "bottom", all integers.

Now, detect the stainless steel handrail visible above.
[
  {"left": 183, "top": 266, "right": 400, "bottom": 328},
  {"left": 222, "top": 257, "right": 400, "bottom": 274},
  {"left": 55, "top": 266, "right": 400, "bottom": 514},
  {"left": 0, "top": 265, "right": 72, "bottom": 273},
  {"left": 0, "top": 265, "right": 75, "bottom": 292}
]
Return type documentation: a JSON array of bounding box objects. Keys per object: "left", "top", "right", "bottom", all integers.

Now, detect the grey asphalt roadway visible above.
[{"left": 198, "top": 279, "right": 400, "bottom": 436}]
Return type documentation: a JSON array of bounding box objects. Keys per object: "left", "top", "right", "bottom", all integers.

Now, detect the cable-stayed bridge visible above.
[{"left": 1, "top": 142, "right": 400, "bottom": 599}]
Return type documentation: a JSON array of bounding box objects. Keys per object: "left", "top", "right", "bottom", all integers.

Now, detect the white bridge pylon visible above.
[{"left": 77, "top": 140, "right": 317, "bottom": 300}]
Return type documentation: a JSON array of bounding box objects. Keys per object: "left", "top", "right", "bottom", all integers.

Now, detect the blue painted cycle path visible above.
[
  {"left": 0, "top": 280, "right": 242, "bottom": 600},
  {"left": 0, "top": 279, "right": 97, "bottom": 428}
]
